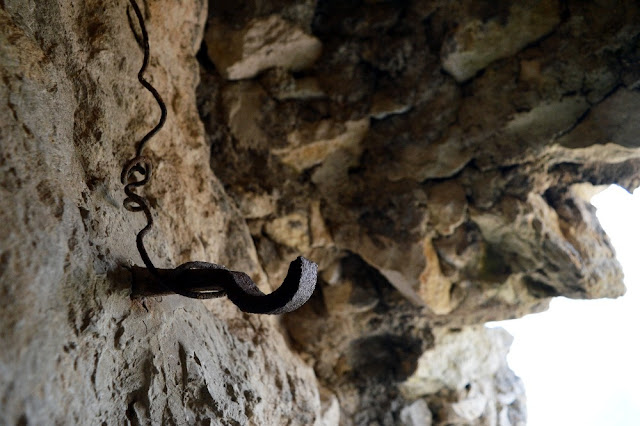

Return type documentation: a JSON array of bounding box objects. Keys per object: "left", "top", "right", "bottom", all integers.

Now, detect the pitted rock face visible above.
[
  {"left": 200, "top": 0, "right": 638, "bottom": 423},
  {"left": 2, "top": 0, "right": 639, "bottom": 425}
]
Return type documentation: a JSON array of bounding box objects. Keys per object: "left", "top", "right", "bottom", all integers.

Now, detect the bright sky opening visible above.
[{"left": 487, "top": 185, "right": 640, "bottom": 426}]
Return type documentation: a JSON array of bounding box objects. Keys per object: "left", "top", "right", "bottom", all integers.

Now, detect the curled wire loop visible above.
[
  {"left": 122, "top": 0, "right": 165, "bottom": 276},
  {"left": 121, "top": 156, "right": 152, "bottom": 213},
  {"left": 122, "top": 0, "right": 319, "bottom": 310},
  {"left": 122, "top": 0, "right": 230, "bottom": 297}
]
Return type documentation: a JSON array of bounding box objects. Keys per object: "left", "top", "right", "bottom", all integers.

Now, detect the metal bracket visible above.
[{"left": 131, "top": 256, "right": 318, "bottom": 314}]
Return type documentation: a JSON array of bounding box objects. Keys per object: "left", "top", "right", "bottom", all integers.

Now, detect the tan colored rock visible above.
[
  {"left": 333, "top": 227, "right": 427, "bottom": 306},
  {"left": 427, "top": 181, "right": 468, "bottom": 236},
  {"left": 203, "top": 3, "right": 639, "bottom": 419},
  {"left": 262, "top": 68, "right": 326, "bottom": 100},
  {"left": 222, "top": 81, "right": 270, "bottom": 150},
  {"left": 235, "top": 190, "right": 277, "bottom": 219},
  {"left": 5, "top": 0, "right": 640, "bottom": 424},
  {"left": 275, "top": 76, "right": 325, "bottom": 100},
  {"left": 0, "top": 2, "right": 322, "bottom": 424},
  {"left": 309, "top": 200, "right": 334, "bottom": 248},
  {"left": 545, "top": 142, "right": 640, "bottom": 169},
  {"left": 385, "top": 125, "right": 474, "bottom": 181},
  {"left": 206, "top": 15, "right": 322, "bottom": 80},
  {"left": 264, "top": 212, "right": 310, "bottom": 251},
  {"left": 277, "top": 119, "right": 369, "bottom": 173},
  {"left": 370, "top": 92, "right": 411, "bottom": 120},
  {"left": 442, "top": 0, "right": 561, "bottom": 82},
  {"left": 419, "top": 239, "right": 457, "bottom": 315}
]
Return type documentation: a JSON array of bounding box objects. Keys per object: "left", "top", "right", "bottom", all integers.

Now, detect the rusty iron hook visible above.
[
  {"left": 123, "top": 0, "right": 317, "bottom": 314},
  {"left": 130, "top": 256, "right": 318, "bottom": 314}
]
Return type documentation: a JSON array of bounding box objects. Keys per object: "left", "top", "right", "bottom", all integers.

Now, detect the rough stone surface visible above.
[
  {"left": 441, "top": 0, "right": 561, "bottom": 82},
  {"left": 206, "top": 14, "right": 322, "bottom": 80},
  {"left": 1, "top": 1, "right": 319, "bottom": 424},
  {"left": 2, "top": 0, "right": 640, "bottom": 425}
]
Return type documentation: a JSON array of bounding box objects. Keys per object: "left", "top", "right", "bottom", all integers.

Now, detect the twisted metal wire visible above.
[
  {"left": 121, "top": 0, "right": 166, "bottom": 277},
  {"left": 120, "top": 0, "right": 319, "bottom": 310},
  {"left": 122, "top": 0, "right": 225, "bottom": 299}
]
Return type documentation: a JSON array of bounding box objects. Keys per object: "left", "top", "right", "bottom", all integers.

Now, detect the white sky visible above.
[{"left": 488, "top": 185, "right": 640, "bottom": 426}]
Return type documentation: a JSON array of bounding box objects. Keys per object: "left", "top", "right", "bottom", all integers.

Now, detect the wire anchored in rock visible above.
[{"left": 121, "top": 0, "right": 317, "bottom": 314}]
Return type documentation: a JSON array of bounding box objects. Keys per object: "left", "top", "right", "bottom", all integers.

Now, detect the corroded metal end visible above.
[{"left": 130, "top": 257, "right": 318, "bottom": 315}]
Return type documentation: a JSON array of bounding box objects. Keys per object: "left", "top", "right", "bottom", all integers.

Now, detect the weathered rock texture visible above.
[
  {"left": 1, "top": 0, "right": 638, "bottom": 425},
  {"left": 0, "top": 1, "right": 320, "bottom": 424}
]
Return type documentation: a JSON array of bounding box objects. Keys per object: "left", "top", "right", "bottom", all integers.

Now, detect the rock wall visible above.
[{"left": 1, "top": 0, "right": 638, "bottom": 425}]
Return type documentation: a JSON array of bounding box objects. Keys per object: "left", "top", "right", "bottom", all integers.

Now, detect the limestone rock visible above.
[
  {"left": 4, "top": 0, "right": 640, "bottom": 425},
  {"left": 264, "top": 212, "right": 310, "bottom": 251},
  {"left": 558, "top": 88, "right": 640, "bottom": 149},
  {"left": 261, "top": 68, "right": 326, "bottom": 101},
  {"left": 402, "top": 327, "right": 525, "bottom": 426},
  {"left": 206, "top": 15, "right": 322, "bottom": 80},
  {"left": 277, "top": 118, "right": 370, "bottom": 173},
  {"left": 201, "top": 1, "right": 639, "bottom": 423},
  {"left": 222, "top": 81, "right": 272, "bottom": 150},
  {"left": 401, "top": 327, "right": 513, "bottom": 397},
  {"left": 309, "top": 200, "right": 334, "bottom": 248},
  {"left": 400, "top": 399, "right": 433, "bottom": 426},
  {"left": 427, "top": 181, "right": 468, "bottom": 237},
  {"left": 1, "top": 1, "right": 321, "bottom": 424},
  {"left": 441, "top": 0, "right": 561, "bottom": 82},
  {"left": 419, "top": 239, "right": 457, "bottom": 315}
]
